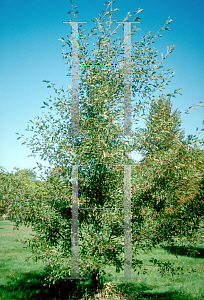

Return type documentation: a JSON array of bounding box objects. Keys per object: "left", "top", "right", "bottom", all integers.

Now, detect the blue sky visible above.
[{"left": 0, "top": 0, "right": 204, "bottom": 179}]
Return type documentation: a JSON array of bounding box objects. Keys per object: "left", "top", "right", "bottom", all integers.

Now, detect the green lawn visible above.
[{"left": 0, "top": 219, "right": 203, "bottom": 299}]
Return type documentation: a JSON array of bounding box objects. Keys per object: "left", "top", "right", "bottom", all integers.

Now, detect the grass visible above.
[{"left": 0, "top": 219, "right": 203, "bottom": 299}]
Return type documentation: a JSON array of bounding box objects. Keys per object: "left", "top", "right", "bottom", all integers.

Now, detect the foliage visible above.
[
  {"left": 0, "top": 166, "right": 9, "bottom": 216},
  {"left": 0, "top": 167, "right": 38, "bottom": 218},
  {"left": 133, "top": 94, "right": 186, "bottom": 156},
  {"left": 131, "top": 96, "right": 204, "bottom": 249},
  {"left": 2, "top": 0, "right": 204, "bottom": 294},
  {"left": 13, "top": 168, "right": 37, "bottom": 182}
]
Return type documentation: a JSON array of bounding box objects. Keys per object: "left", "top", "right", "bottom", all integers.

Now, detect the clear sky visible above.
[{"left": 0, "top": 0, "right": 204, "bottom": 179}]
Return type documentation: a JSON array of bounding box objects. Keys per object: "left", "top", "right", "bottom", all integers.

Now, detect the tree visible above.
[
  {"left": 131, "top": 143, "right": 204, "bottom": 249},
  {"left": 133, "top": 94, "right": 186, "bottom": 157},
  {"left": 0, "top": 166, "right": 10, "bottom": 216},
  {"left": 130, "top": 96, "right": 204, "bottom": 249},
  {"left": 0, "top": 167, "right": 45, "bottom": 221},
  {"left": 13, "top": 168, "right": 37, "bottom": 182},
  {"left": 3, "top": 0, "right": 203, "bottom": 296}
]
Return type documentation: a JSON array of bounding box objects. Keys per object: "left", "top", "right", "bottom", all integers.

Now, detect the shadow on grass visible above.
[
  {"left": 0, "top": 271, "right": 198, "bottom": 300},
  {"left": 161, "top": 243, "right": 204, "bottom": 259},
  {"left": 0, "top": 271, "right": 92, "bottom": 300}
]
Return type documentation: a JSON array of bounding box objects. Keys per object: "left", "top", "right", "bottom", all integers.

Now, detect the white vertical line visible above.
[
  {"left": 124, "top": 164, "right": 132, "bottom": 278},
  {"left": 71, "top": 164, "right": 79, "bottom": 279},
  {"left": 71, "top": 22, "right": 79, "bottom": 137},
  {"left": 123, "top": 22, "right": 132, "bottom": 137}
]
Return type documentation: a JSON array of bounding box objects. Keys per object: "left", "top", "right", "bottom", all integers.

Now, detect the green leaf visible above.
[
  {"left": 137, "top": 8, "right": 143, "bottom": 13},
  {"left": 134, "top": 16, "right": 141, "bottom": 22}
]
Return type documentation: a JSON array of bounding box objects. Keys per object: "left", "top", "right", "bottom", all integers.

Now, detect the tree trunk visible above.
[{"left": 91, "top": 270, "right": 100, "bottom": 294}]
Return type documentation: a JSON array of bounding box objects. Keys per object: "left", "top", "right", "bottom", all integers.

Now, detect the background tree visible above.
[
  {"left": 0, "top": 167, "right": 45, "bottom": 221},
  {"left": 0, "top": 166, "right": 10, "bottom": 216},
  {"left": 133, "top": 94, "right": 186, "bottom": 157},
  {"left": 13, "top": 168, "right": 37, "bottom": 182},
  {"left": 2, "top": 0, "right": 203, "bottom": 295},
  {"left": 131, "top": 95, "right": 204, "bottom": 250}
]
